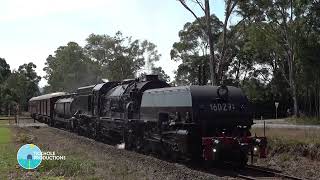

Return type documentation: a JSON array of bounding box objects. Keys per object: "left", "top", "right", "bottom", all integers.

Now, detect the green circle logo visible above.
[{"left": 17, "top": 144, "right": 42, "bottom": 169}]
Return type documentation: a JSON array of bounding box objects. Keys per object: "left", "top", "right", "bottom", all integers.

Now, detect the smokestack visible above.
[{"left": 145, "top": 74, "right": 159, "bottom": 81}]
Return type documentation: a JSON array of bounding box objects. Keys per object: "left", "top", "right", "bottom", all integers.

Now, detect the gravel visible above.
[{"left": 14, "top": 126, "right": 229, "bottom": 180}]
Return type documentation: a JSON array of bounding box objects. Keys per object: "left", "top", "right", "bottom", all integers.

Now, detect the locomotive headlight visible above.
[
  {"left": 254, "top": 147, "right": 258, "bottom": 152},
  {"left": 213, "top": 148, "right": 217, "bottom": 153},
  {"left": 217, "top": 85, "right": 229, "bottom": 98}
]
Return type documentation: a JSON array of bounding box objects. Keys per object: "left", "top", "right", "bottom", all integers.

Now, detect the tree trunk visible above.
[
  {"left": 205, "top": 0, "right": 216, "bottom": 85},
  {"left": 288, "top": 50, "right": 299, "bottom": 117},
  {"left": 292, "top": 82, "right": 299, "bottom": 117},
  {"left": 217, "top": 0, "right": 233, "bottom": 84},
  {"left": 318, "top": 87, "right": 320, "bottom": 119},
  {"left": 309, "top": 89, "right": 312, "bottom": 115}
]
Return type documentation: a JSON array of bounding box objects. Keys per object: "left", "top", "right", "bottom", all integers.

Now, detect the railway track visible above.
[
  {"left": 236, "top": 165, "right": 305, "bottom": 180},
  {"left": 18, "top": 125, "right": 307, "bottom": 180}
]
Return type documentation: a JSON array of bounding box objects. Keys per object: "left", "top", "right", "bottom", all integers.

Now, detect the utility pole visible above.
[{"left": 204, "top": 0, "right": 216, "bottom": 85}]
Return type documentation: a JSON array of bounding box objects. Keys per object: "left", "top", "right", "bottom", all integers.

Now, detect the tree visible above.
[
  {"left": 44, "top": 42, "right": 100, "bottom": 92},
  {"left": 177, "top": 0, "right": 240, "bottom": 85},
  {"left": 0, "top": 57, "right": 11, "bottom": 83},
  {"left": 170, "top": 15, "right": 222, "bottom": 85},
  {"left": 4, "top": 62, "right": 40, "bottom": 111},
  {"left": 237, "top": 0, "right": 319, "bottom": 117},
  {"left": 0, "top": 58, "right": 11, "bottom": 114},
  {"left": 171, "top": 14, "right": 245, "bottom": 85},
  {"left": 85, "top": 32, "right": 164, "bottom": 81}
]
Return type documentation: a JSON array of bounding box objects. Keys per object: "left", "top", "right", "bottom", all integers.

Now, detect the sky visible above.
[{"left": 0, "top": 0, "right": 226, "bottom": 87}]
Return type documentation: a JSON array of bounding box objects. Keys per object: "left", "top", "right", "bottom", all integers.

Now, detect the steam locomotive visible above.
[{"left": 29, "top": 75, "right": 267, "bottom": 166}]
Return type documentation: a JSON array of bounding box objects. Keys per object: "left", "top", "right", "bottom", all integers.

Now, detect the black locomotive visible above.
[{"left": 29, "top": 75, "right": 267, "bottom": 166}]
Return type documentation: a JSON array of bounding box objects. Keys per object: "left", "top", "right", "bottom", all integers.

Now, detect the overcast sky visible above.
[{"left": 0, "top": 0, "right": 226, "bottom": 87}]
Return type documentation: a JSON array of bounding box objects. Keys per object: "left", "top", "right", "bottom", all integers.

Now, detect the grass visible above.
[
  {"left": 0, "top": 124, "right": 98, "bottom": 180},
  {"left": 286, "top": 116, "right": 320, "bottom": 125},
  {"left": 252, "top": 127, "right": 320, "bottom": 160},
  {"left": 0, "top": 126, "right": 16, "bottom": 179},
  {"left": 15, "top": 134, "right": 97, "bottom": 179},
  {"left": 253, "top": 127, "right": 320, "bottom": 179},
  {"left": 0, "top": 119, "right": 9, "bottom": 125},
  {"left": 253, "top": 127, "right": 320, "bottom": 143},
  {"left": 38, "top": 155, "right": 96, "bottom": 177}
]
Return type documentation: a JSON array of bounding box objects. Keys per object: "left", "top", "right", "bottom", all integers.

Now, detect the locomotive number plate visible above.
[{"left": 209, "top": 103, "right": 236, "bottom": 112}]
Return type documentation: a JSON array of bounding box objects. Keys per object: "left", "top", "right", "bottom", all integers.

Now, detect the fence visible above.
[{"left": 0, "top": 116, "right": 35, "bottom": 124}]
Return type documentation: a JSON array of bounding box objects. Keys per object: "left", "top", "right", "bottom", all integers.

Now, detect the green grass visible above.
[
  {"left": 0, "top": 127, "right": 11, "bottom": 143},
  {"left": 0, "top": 127, "right": 16, "bottom": 179},
  {"left": 0, "top": 125, "right": 100, "bottom": 179},
  {"left": 37, "top": 155, "right": 96, "bottom": 178}
]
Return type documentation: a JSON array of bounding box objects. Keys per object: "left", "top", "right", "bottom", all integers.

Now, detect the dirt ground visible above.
[{"left": 10, "top": 126, "right": 228, "bottom": 180}]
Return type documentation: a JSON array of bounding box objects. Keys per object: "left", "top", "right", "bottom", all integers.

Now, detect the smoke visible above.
[{"left": 116, "top": 143, "right": 125, "bottom": 149}]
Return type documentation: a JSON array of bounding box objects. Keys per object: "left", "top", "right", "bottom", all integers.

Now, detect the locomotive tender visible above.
[{"left": 29, "top": 75, "right": 267, "bottom": 166}]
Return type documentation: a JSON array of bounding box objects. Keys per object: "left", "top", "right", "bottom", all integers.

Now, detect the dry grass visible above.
[
  {"left": 252, "top": 127, "right": 320, "bottom": 160},
  {"left": 252, "top": 127, "right": 320, "bottom": 144},
  {"left": 253, "top": 127, "right": 320, "bottom": 179},
  {"left": 286, "top": 116, "right": 320, "bottom": 125}
]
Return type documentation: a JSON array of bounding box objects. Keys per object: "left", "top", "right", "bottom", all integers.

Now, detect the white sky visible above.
[{"left": 0, "top": 0, "right": 225, "bottom": 87}]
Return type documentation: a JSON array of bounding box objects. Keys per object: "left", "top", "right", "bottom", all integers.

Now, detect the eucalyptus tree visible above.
[
  {"left": 170, "top": 15, "right": 222, "bottom": 85},
  {"left": 177, "top": 0, "right": 241, "bottom": 85},
  {"left": 0, "top": 58, "right": 11, "bottom": 114},
  {"left": 44, "top": 42, "right": 100, "bottom": 92},
  {"left": 5, "top": 63, "right": 40, "bottom": 111},
  {"left": 237, "top": 0, "right": 319, "bottom": 117},
  {"left": 85, "top": 31, "right": 165, "bottom": 81}
]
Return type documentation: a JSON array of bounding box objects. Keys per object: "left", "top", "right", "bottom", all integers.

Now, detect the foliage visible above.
[
  {"left": 0, "top": 58, "right": 11, "bottom": 114},
  {"left": 175, "top": 0, "right": 320, "bottom": 119},
  {"left": 0, "top": 59, "right": 40, "bottom": 113},
  {"left": 44, "top": 42, "right": 100, "bottom": 92},
  {"left": 237, "top": 0, "right": 320, "bottom": 117},
  {"left": 85, "top": 32, "right": 166, "bottom": 81},
  {"left": 170, "top": 15, "right": 222, "bottom": 85},
  {"left": 0, "top": 58, "right": 11, "bottom": 83},
  {"left": 44, "top": 32, "right": 169, "bottom": 92}
]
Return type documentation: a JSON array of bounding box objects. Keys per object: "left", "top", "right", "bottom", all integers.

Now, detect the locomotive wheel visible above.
[
  {"left": 76, "top": 123, "right": 83, "bottom": 136},
  {"left": 92, "top": 123, "right": 99, "bottom": 140},
  {"left": 69, "top": 119, "right": 76, "bottom": 132},
  {"left": 89, "top": 122, "right": 98, "bottom": 140},
  {"left": 51, "top": 119, "right": 56, "bottom": 127},
  {"left": 124, "top": 131, "right": 134, "bottom": 150},
  {"left": 48, "top": 119, "right": 53, "bottom": 127},
  {"left": 135, "top": 136, "right": 146, "bottom": 153}
]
